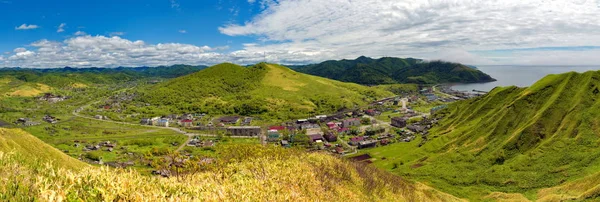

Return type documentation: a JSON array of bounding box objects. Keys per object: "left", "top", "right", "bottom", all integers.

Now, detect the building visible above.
[
  {"left": 218, "top": 116, "right": 240, "bottom": 125},
  {"left": 140, "top": 118, "right": 151, "bottom": 125},
  {"left": 358, "top": 140, "right": 378, "bottom": 149},
  {"left": 306, "top": 128, "right": 324, "bottom": 136},
  {"left": 391, "top": 117, "right": 407, "bottom": 128},
  {"left": 43, "top": 115, "right": 58, "bottom": 124},
  {"left": 157, "top": 118, "right": 169, "bottom": 127},
  {"left": 226, "top": 126, "right": 261, "bottom": 136},
  {"left": 308, "top": 134, "right": 324, "bottom": 143},
  {"left": 179, "top": 119, "right": 193, "bottom": 127},
  {"left": 342, "top": 118, "right": 361, "bottom": 128},
  {"left": 364, "top": 109, "right": 380, "bottom": 116},
  {"left": 407, "top": 125, "right": 426, "bottom": 133},
  {"left": 349, "top": 136, "right": 365, "bottom": 146},
  {"left": 324, "top": 133, "right": 337, "bottom": 142},
  {"left": 267, "top": 130, "right": 280, "bottom": 142}
]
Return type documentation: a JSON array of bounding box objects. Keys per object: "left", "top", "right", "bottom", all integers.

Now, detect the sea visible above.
[{"left": 451, "top": 66, "right": 600, "bottom": 92}]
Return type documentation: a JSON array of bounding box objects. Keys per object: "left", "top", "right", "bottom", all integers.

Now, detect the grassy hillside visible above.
[
  {"left": 0, "top": 128, "right": 86, "bottom": 170},
  {"left": 0, "top": 128, "right": 462, "bottom": 201},
  {"left": 136, "top": 63, "right": 394, "bottom": 120},
  {"left": 293, "top": 56, "right": 496, "bottom": 85},
  {"left": 361, "top": 70, "right": 600, "bottom": 200}
]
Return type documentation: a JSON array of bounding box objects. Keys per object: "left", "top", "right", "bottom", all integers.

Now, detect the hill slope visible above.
[
  {"left": 293, "top": 56, "right": 496, "bottom": 85},
  {"left": 137, "top": 63, "right": 394, "bottom": 120},
  {"left": 372, "top": 71, "right": 600, "bottom": 200},
  {"left": 0, "top": 128, "right": 462, "bottom": 201}
]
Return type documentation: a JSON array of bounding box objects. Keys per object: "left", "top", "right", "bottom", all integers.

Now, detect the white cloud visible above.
[
  {"left": 13, "top": 48, "right": 27, "bottom": 53},
  {"left": 15, "top": 24, "right": 39, "bottom": 30},
  {"left": 57, "top": 23, "right": 66, "bottom": 33},
  {"left": 74, "top": 31, "right": 87, "bottom": 36},
  {"left": 218, "top": 0, "right": 600, "bottom": 65},
  {"left": 178, "top": 30, "right": 187, "bottom": 34},
  {"left": 0, "top": 35, "right": 231, "bottom": 68},
  {"left": 109, "top": 32, "right": 125, "bottom": 36}
]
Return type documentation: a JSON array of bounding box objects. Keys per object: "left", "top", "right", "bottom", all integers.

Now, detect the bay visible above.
[{"left": 451, "top": 66, "right": 600, "bottom": 92}]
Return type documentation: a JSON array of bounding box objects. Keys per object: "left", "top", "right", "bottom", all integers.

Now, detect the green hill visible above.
[
  {"left": 292, "top": 56, "right": 496, "bottom": 85},
  {"left": 136, "top": 63, "right": 394, "bottom": 120},
  {"left": 364, "top": 70, "right": 600, "bottom": 200},
  {"left": 0, "top": 128, "right": 463, "bottom": 201}
]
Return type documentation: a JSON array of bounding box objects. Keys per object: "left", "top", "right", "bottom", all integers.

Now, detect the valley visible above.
[{"left": 1, "top": 62, "right": 599, "bottom": 201}]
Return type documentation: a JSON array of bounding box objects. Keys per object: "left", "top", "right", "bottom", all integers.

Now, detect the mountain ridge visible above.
[
  {"left": 135, "top": 63, "right": 394, "bottom": 120},
  {"left": 292, "top": 56, "right": 496, "bottom": 85}
]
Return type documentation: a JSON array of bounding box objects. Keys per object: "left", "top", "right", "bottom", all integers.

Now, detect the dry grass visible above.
[
  {"left": 0, "top": 128, "right": 463, "bottom": 202},
  {"left": 7, "top": 83, "right": 52, "bottom": 97}
]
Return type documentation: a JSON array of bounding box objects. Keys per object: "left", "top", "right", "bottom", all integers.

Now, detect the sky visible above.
[{"left": 1, "top": 0, "right": 600, "bottom": 68}]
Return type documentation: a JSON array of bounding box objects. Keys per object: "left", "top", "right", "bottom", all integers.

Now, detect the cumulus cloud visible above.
[
  {"left": 178, "top": 30, "right": 187, "bottom": 34},
  {"left": 219, "top": 0, "right": 600, "bottom": 65},
  {"left": 15, "top": 24, "right": 39, "bottom": 30},
  {"left": 57, "top": 23, "right": 66, "bottom": 33},
  {"left": 74, "top": 31, "right": 87, "bottom": 36},
  {"left": 0, "top": 35, "right": 231, "bottom": 68}
]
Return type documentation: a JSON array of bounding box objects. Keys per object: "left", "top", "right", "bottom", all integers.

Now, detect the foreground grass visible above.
[{"left": 0, "top": 128, "right": 462, "bottom": 201}]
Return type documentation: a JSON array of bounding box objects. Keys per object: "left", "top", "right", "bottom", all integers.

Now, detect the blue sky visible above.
[
  {"left": 2, "top": 0, "right": 600, "bottom": 68},
  {"left": 1, "top": 0, "right": 258, "bottom": 52}
]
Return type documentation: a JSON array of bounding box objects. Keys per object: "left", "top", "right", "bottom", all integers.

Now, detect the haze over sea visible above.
[{"left": 451, "top": 66, "right": 600, "bottom": 92}]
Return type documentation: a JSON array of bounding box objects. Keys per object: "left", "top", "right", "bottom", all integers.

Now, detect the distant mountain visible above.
[
  {"left": 135, "top": 63, "right": 394, "bottom": 120},
  {"left": 387, "top": 70, "right": 600, "bottom": 200},
  {"left": 292, "top": 56, "right": 495, "bottom": 85},
  {"left": 0, "top": 65, "right": 207, "bottom": 88}
]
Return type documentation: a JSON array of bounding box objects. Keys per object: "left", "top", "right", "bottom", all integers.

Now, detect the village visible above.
[
  {"left": 122, "top": 85, "right": 484, "bottom": 157},
  {"left": 9, "top": 84, "right": 484, "bottom": 173}
]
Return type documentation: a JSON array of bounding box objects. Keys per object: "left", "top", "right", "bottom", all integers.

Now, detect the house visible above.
[
  {"left": 306, "top": 128, "right": 324, "bottom": 136},
  {"left": 391, "top": 117, "right": 407, "bottom": 128},
  {"left": 358, "top": 140, "right": 378, "bottom": 149},
  {"left": 267, "top": 130, "right": 280, "bottom": 142},
  {"left": 337, "top": 127, "right": 350, "bottom": 134},
  {"left": 226, "top": 126, "right": 261, "bottom": 136},
  {"left": 218, "top": 116, "right": 240, "bottom": 124},
  {"left": 308, "top": 134, "right": 324, "bottom": 143},
  {"left": 326, "top": 122, "right": 340, "bottom": 130},
  {"left": 296, "top": 119, "right": 308, "bottom": 124},
  {"left": 94, "top": 115, "right": 106, "bottom": 120},
  {"left": 299, "top": 123, "right": 320, "bottom": 130},
  {"left": 43, "top": 115, "right": 58, "bottom": 124},
  {"left": 140, "top": 118, "right": 151, "bottom": 125},
  {"left": 342, "top": 118, "right": 361, "bottom": 128},
  {"left": 407, "top": 125, "right": 426, "bottom": 133},
  {"left": 335, "top": 147, "right": 345, "bottom": 154},
  {"left": 349, "top": 136, "right": 365, "bottom": 146},
  {"left": 179, "top": 119, "right": 193, "bottom": 127},
  {"left": 324, "top": 133, "right": 338, "bottom": 142},
  {"left": 269, "top": 126, "right": 286, "bottom": 131},
  {"left": 380, "top": 139, "right": 391, "bottom": 145},
  {"left": 280, "top": 140, "right": 290, "bottom": 147},
  {"left": 180, "top": 114, "right": 194, "bottom": 120},
  {"left": 157, "top": 118, "right": 169, "bottom": 127},
  {"left": 167, "top": 114, "right": 179, "bottom": 120},
  {"left": 364, "top": 109, "right": 381, "bottom": 116},
  {"left": 242, "top": 117, "right": 253, "bottom": 125},
  {"left": 16, "top": 118, "right": 40, "bottom": 126}
]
